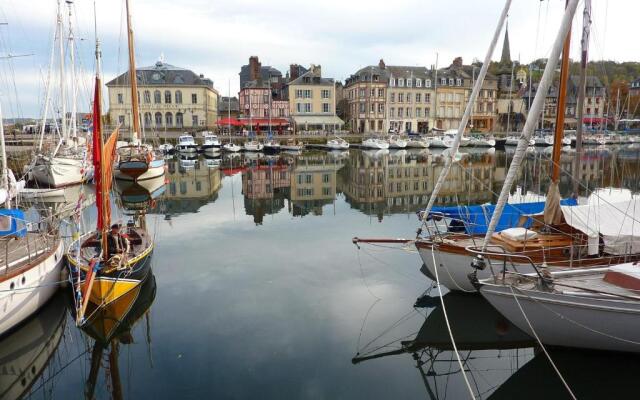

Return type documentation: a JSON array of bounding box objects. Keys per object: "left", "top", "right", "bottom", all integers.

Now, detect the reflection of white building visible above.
[
  {"left": 107, "top": 60, "right": 219, "bottom": 135},
  {"left": 290, "top": 155, "right": 344, "bottom": 216},
  {"left": 161, "top": 159, "right": 221, "bottom": 214}
]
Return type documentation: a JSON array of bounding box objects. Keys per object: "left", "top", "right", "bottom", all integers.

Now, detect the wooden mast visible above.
[
  {"left": 551, "top": 0, "right": 572, "bottom": 183},
  {"left": 125, "top": 0, "right": 141, "bottom": 141}
]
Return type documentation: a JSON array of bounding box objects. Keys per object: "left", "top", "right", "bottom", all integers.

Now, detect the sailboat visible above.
[
  {"left": 0, "top": 97, "right": 65, "bottom": 336},
  {"left": 31, "top": 0, "right": 93, "bottom": 188},
  {"left": 113, "top": 0, "right": 165, "bottom": 182},
  {"left": 67, "top": 32, "right": 153, "bottom": 324}
]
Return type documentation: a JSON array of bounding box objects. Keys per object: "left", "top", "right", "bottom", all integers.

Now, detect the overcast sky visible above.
[{"left": 0, "top": 0, "right": 637, "bottom": 118}]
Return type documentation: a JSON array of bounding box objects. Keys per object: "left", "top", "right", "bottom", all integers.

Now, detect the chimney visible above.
[
  {"left": 452, "top": 57, "right": 463, "bottom": 68},
  {"left": 311, "top": 64, "right": 321, "bottom": 76},
  {"left": 290, "top": 64, "right": 301, "bottom": 81},
  {"left": 378, "top": 59, "right": 386, "bottom": 69},
  {"left": 249, "top": 56, "right": 261, "bottom": 81}
]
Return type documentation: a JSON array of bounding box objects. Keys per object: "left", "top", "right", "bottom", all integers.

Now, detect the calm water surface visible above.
[{"left": 7, "top": 147, "right": 640, "bottom": 399}]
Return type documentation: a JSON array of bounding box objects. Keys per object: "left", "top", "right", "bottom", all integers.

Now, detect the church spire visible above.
[{"left": 500, "top": 22, "right": 511, "bottom": 64}]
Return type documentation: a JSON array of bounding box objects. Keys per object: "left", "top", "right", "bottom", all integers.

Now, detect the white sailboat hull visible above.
[
  {"left": 0, "top": 240, "right": 64, "bottom": 336},
  {"left": 114, "top": 162, "right": 165, "bottom": 182},
  {"left": 429, "top": 138, "right": 453, "bottom": 148},
  {"left": 480, "top": 280, "right": 640, "bottom": 353},
  {"left": 417, "top": 244, "right": 531, "bottom": 292},
  {"left": 327, "top": 142, "right": 349, "bottom": 150},
  {"left": 362, "top": 139, "right": 390, "bottom": 149},
  {"left": 31, "top": 157, "right": 93, "bottom": 188}
]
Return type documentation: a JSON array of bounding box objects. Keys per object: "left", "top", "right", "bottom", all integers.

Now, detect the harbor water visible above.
[{"left": 7, "top": 146, "right": 640, "bottom": 399}]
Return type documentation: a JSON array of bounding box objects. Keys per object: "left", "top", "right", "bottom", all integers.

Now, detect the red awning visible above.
[
  {"left": 217, "top": 117, "right": 242, "bottom": 126},
  {"left": 239, "top": 118, "right": 289, "bottom": 126},
  {"left": 583, "top": 117, "right": 609, "bottom": 124}
]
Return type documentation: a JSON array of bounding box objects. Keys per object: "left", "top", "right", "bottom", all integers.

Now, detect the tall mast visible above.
[
  {"left": 38, "top": 9, "right": 59, "bottom": 151},
  {"left": 57, "top": 0, "right": 67, "bottom": 142},
  {"left": 420, "top": 0, "right": 512, "bottom": 221},
  {"left": 67, "top": 0, "right": 77, "bottom": 148},
  {"left": 0, "top": 96, "right": 10, "bottom": 208},
  {"left": 125, "top": 0, "right": 141, "bottom": 141},
  {"left": 483, "top": 0, "right": 579, "bottom": 247},
  {"left": 573, "top": 0, "right": 591, "bottom": 197},
  {"left": 550, "top": 0, "right": 572, "bottom": 185},
  {"left": 228, "top": 80, "right": 231, "bottom": 134}
]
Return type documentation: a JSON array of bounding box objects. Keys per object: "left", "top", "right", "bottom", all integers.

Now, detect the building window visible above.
[
  {"left": 416, "top": 93, "right": 422, "bottom": 102},
  {"left": 426, "top": 79, "right": 431, "bottom": 88},
  {"left": 456, "top": 78, "right": 462, "bottom": 86},
  {"left": 304, "top": 90, "right": 312, "bottom": 98},
  {"left": 118, "top": 115, "right": 125, "bottom": 125},
  {"left": 192, "top": 93, "right": 198, "bottom": 104},
  {"left": 322, "top": 187, "right": 331, "bottom": 196},
  {"left": 406, "top": 93, "right": 412, "bottom": 103},
  {"left": 398, "top": 78, "right": 404, "bottom": 87},
  {"left": 144, "top": 90, "right": 150, "bottom": 103},
  {"left": 378, "top": 103, "right": 384, "bottom": 113},
  {"left": 378, "top": 120, "right": 383, "bottom": 131},
  {"left": 295, "top": 89, "right": 302, "bottom": 99},
  {"left": 398, "top": 93, "right": 404, "bottom": 103},
  {"left": 378, "top": 88, "right": 384, "bottom": 97},
  {"left": 175, "top": 90, "right": 183, "bottom": 104},
  {"left": 137, "top": 91, "right": 140, "bottom": 104},
  {"left": 165, "top": 112, "right": 173, "bottom": 126},
  {"left": 416, "top": 108, "right": 422, "bottom": 117},
  {"left": 370, "top": 103, "right": 375, "bottom": 113},
  {"left": 407, "top": 79, "right": 412, "bottom": 88},
  {"left": 359, "top": 89, "right": 365, "bottom": 98},
  {"left": 154, "top": 90, "right": 161, "bottom": 103},
  {"left": 176, "top": 112, "right": 184, "bottom": 128},
  {"left": 416, "top": 79, "right": 422, "bottom": 87},
  {"left": 448, "top": 78, "right": 454, "bottom": 86},
  {"left": 304, "top": 103, "right": 312, "bottom": 113},
  {"left": 192, "top": 115, "right": 198, "bottom": 126},
  {"left": 323, "top": 103, "right": 330, "bottom": 113},
  {"left": 390, "top": 107, "right": 395, "bottom": 118},
  {"left": 144, "top": 112, "right": 152, "bottom": 126},
  {"left": 425, "top": 107, "right": 430, "bottom": 116},
  {"left": 398, "top": 107, "right": 403, "bottom": 117},
  {"left": 321, "top": 89, "right": 330, "bottom": 99},
  {"left": 441, "top": 78, "right": 446, "bottom": 85},
  {"left": 390, "top": 78, "right": 396, "bottom": 87},
  {"left": 425, "top": 93, "right": 431, "bottom": 103},
  {"left": 155, "top": 112, "right": 162, "bottom": 127},
  {"left": 117, "top": 93, "right": 123, "bottom": 104},
  {"left": 359, "top": 103, "right": 365, "bottom": 113},
  {"left": 165, "top": 90, "right": 171, "bottom": 103},
  {"left": 390, "top": 93, "right": 395, "bottom": 102},
  {"left": 406, "top": 108, "right": 411, "bottom": 118},
  {"left": 323, "top": 174, "right": 330, "bottom": 183}
]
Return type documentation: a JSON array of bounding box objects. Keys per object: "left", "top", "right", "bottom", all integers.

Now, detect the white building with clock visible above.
[{"left": 106, "top": 60, "right": 219, "bottom": 135}]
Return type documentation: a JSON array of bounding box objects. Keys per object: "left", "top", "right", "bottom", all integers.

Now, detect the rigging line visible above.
[
  {"left": 508, "top": 285, "right": 577, "bottom": 399},
  {"left": 356, "top": 247, "right": 381, "bottom": 300},
  {"left": 429, "top": 246, "right": 476, "bottom": 399}
]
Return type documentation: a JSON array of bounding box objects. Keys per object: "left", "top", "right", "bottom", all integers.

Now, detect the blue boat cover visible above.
[
  {"left": 426, "top": 199, "right": 578, "bottom": 234},
  {"left": 0, "top": 209, "right": 27, "bottom": 238}
]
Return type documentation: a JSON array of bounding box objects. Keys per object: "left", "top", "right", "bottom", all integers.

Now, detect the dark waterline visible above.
[{"left": 6, "top": 147, "right": 640, "bottom": 399}]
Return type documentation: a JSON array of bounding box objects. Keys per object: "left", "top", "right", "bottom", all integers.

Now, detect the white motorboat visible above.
[
  {"left": 388, "top": 135, "right": 408, "bottom": 149},
  {"left": 443, "top": 130, "right": 471, "bottom": 147},
  {"left": 505, "top": 136, "right": 536, "bottom": 146},
  {"left": 280, "top": 138, "right": 305, "bottom": 151},
  {"left": 470, "top": 135, "right": 496, "bottom": 147},
  {"left": 222, "top": 142, "right": 242, "bottom": 152},
  {"left": 478, "top": 264, "right": 640, "bottom": 353},
  {"left": 176, "top": 134, "right": 198, "bottom": 153},
  {"left": 263, "top": 139, "right": 281, "bottom": 153},
  {"left": 406, "top": 137, "right": 430, "bottom": 148},
  {"left": 428, "top": 135, "right": 453, "bottom": 148},
  {"left": 533, "top": 134, "right": 554, "bottom": 146},
  {"left": 361, "top": 137, "right": 390, "bottom": 149},
  {"left": 158, "top": 143, "right": 174, "bottom": 154},
  {"left": 327, "top": 137, "right": 350, "bottom": 150},
  {"left": 200, "top": 133, "right": 221, "bottom": 152},
  {"left": 244, "top": 140, "right": 264, "bottom": 152}
]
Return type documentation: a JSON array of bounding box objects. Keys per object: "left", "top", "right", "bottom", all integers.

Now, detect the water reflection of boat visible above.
[
  {"left": 115, "top": 174, "right": 166, "bottom": 211},
  {"left": 362, "top": 149, "right": 389, "bottom": 159},
  {"left": 0, "top": 294, "right": 66, "bottom": 400},
  {"left": 20, "top": 183, "right": 96, "bottom": 220},
  {"left": 353, "top": 293, "right": 535, "bottom": 399},
  {"left": 489, "top": 349, "right": 640, "bottom": 399},
  {"left": 81, "top": 273, "right": 157, "bottom": 400}
]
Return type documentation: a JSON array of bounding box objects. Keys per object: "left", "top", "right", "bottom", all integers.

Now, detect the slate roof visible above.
[{"left": 106, "top": 61, "right": 214, "bottom": 88}]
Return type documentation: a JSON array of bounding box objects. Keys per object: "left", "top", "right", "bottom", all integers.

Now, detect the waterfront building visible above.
[
  {"left": 106, "top": 60, "right": 219, "bottom": 134},
  {"left": 386, "top": 66, "right": 436, "bottom": 134},
  {"left": 240, "top": 56, "right": 283, "bottom": 89},
  {"left": 631, "top": 78, "right": 640, "bottom": 97},
  {"left": 344, "top": 59, "right": 389, "bottom": 134},
  {"left": 287, "top": 65, "right": 344, "bottom": 133},
  {"left": 218, "top": 97, "right": 240, "bottom": 120}
]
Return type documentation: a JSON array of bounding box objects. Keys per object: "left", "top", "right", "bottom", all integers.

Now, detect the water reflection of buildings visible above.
[
  {"left": 340, "top": 150, "right": 501, "bottom": 221},
  {"left": 290, "top": 154, "right": 343, "bottom": 217},
  {"left": 242, "top": 159, "right": 291, "bottom": 224},
  {"left": 161, "top": 158, "right": 222, "bottom": 215}
]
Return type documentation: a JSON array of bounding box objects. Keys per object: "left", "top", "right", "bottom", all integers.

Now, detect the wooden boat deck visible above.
[{"left": 0, "top": 232, "right": 57, "bottom": 282}]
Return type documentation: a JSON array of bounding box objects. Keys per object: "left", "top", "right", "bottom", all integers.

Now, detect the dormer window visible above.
[
  {"left": 407, "top": 79, "right": 412, "bottom": 87},
  {"left": 373, "top": 75, "right": 379, "bottom": 82},
  {"left": 456, "top": 78, "right": 462, "bottom": 86},
  {"left": 448, "top": 78, "right": 454, "bottom": 86},
  {"left": 426, "top": 79, "right": 431, "bottom": 88},
  {"left": 440, "top": 78, "right": 446, "bottom": 85},
  {"left": 390, "top": 78, "right": 396, "bottom": 87},
  {"left": 398, "top": 78, "right": 404, "bottom": 87},
  {"left": 416, "top": 79, "right": 422, "bottom": 87}
]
